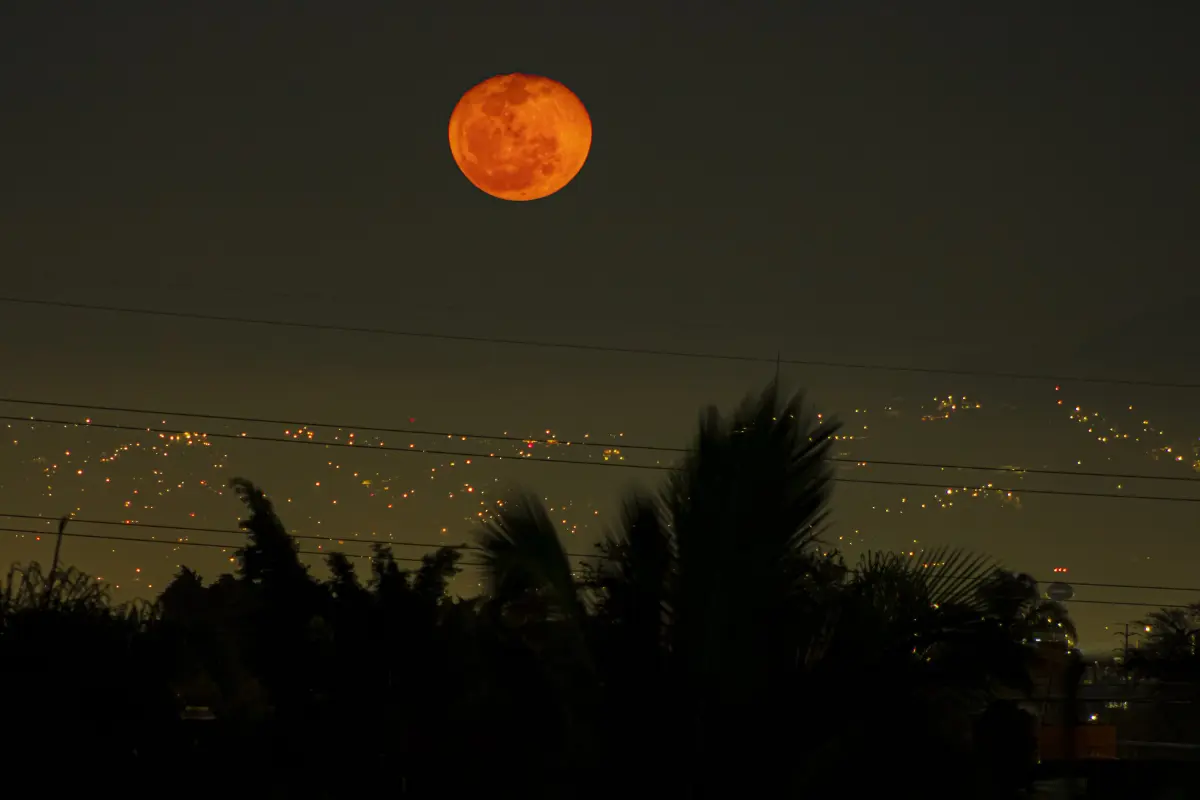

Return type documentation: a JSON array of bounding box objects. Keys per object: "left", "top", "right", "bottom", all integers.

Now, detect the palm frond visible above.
[
  {"left": 1139, "top": 607, "right": 1200, "bottom": 660},
  {"left": 852, "top": 547, "right": 996, "bottom": 610},
  {"left": 976, "top": 571, "right": 1039, "bottom": 619},
  {"left": 923, "top": 548, "right": 998, "bottom": 608},
  {"left": 477, "top": 492, "right": 583, "bottom": 620},
  {"left": 592, "top": 493, "right": 674, "bottom": 652},
  {"left": 666, "top": 383, "right": 838, "bottom": 689}
]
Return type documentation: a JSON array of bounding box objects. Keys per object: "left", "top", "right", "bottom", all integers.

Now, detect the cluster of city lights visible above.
[
  {"left": 4, "top": 386, "right": 1197, "bottom": 603},
  {"left": 920, "top": 395, "right": 982, "bottom": 423},
  {"left": 3, "top": 418, "right": 612, "bottom": 597},
  {"left": 1055, "top": 386, "right": 1200, "bottom": 478}
]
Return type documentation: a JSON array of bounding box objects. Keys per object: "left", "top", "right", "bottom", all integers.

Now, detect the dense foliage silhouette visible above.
[{"left": 1, "top": 384, "right": 1083, "bottom": 797}]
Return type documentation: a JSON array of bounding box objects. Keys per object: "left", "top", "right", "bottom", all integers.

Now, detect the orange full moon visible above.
[{"left": 448, "top": 73, "right": 592, "bottom": 201}]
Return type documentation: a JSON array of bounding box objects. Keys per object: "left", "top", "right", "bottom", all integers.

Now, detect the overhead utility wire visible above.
[
  {"left": 3, "top": 525, "right": 1191, "bottom": 610},
  {"left": 0, "top": 511, "right": 551, "bottom": 558},
  {"left": 1063, "top": 599, "right": 1193, "bottom": 609},
  {"left": 5, "top": 513, "right": 1200, "bottom": 597},
  {"left": 0, "top": 525, "right": 478, "bottom": 566},
  {"left": 835, "top": 476, "right": 1198, "bottom": 503},
  {"left": 2, "top": 295, "right": 1197, "bottom": 390},
  {"left": 3, "top": 396, "right": 1198, "bottom": 485},
  {"left": 6, "top": 414, "right": 1200, "bottom": 505}
]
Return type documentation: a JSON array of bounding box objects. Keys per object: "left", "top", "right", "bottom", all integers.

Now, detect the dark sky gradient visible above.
[{"left": 1, "top": 3, "right": 1197, "bottom": 651}]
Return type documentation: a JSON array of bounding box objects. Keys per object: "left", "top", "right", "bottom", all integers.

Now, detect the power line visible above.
[
  {"left": 4, "top": 395, "right": 1199, "bottom": 485},
  {"left": 7, "top": 414, "right": 1200, "bottom": 505},
  {"left": 0, "top": 396, "right": 676, "bottom": 454},
  {"left": 0, "top": 525, "right": 482, "bottom": 566},
  {"left": 830, "top": 476, "right": 1199, "bottom": 504},
  {"left": 5, "top": 524, "right": 1191, "bottom": 609},
  {"left": 3, "top": 295, "right": 1198, "bottom": 390},
  {"left": 840, "top": 479, "right": 1195, "bottom": 503},
  {"left": 0, "top": 511, "right": 592, "bottom": 558},
  {"left": 1067, "top": 599, "right": 1193, "bottom": 610},
  {"left": 5, "top": 513, "right": 1200, "bottom": 598},
  {"left": 1065, "top": 581, "right": 1200, "bottom": 595}
]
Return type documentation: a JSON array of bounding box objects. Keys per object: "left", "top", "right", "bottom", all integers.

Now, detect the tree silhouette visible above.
[
  {"left": 1, "top": 560, "right": 176, "bottom": 779},
  {"left": 1127, "top": 605, "right": 1200, "bottom": 682},
  {"left": 149, "top": 479, "right": 476, "bottom": 787},
  {"left": 475, "top": 383, "right": 1057, "bottom": 797},
  {"left": 1141, "top": 607, "right": 1200, "bottom": 659},
  {"left": 3, "top": 385, "right": 1075, "bottom": 796},
  {"left": 977, "top": 569, "right": 1078, "bottom": 645},
  {"left": 230, "top": 477, "right": 309, "bottom": 588}
]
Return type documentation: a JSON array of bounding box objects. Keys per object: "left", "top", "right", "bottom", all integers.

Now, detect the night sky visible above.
[{"left": 1, "top": 4, "right": 1197, "bottom": 652}]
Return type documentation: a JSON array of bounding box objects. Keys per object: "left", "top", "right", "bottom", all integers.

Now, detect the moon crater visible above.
[{"left": 449, "top": 74, "right": 591, "bottom": 201}]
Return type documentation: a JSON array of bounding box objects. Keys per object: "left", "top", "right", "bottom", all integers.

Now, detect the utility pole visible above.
[
  {"left": 1111, "top": 622, "right": 1145, "bottom": 679},
  {"left": 774, "top": 351, "right": 781, "bottom": 385},
  {"left": 42, "top": 516, "right": 69, "bottom": 607}
]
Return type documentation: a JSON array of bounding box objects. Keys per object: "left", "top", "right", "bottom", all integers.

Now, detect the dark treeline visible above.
[{"left": 3, "top": 385, "right": 1126, "bottom": 797}]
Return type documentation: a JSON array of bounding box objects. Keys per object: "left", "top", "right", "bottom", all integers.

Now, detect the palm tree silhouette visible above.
[{"left": 476, "top": 383, "right": 1051, "bottom": 796}]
